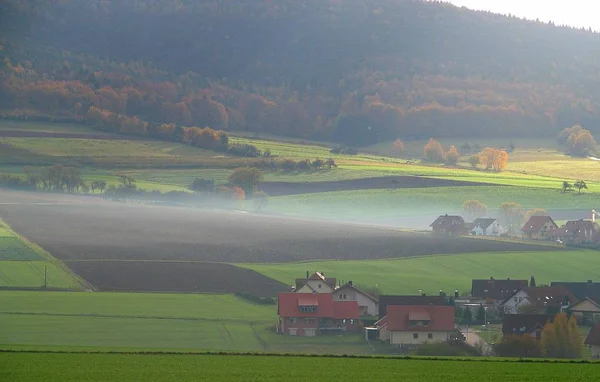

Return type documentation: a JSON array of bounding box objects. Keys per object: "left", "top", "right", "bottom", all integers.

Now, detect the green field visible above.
[
  {"left": 242, "top": 250, "right": 600, "bottom": 296},
  {"left": 0, "top": 221, "right": 88, "bottom": 289},
  {"left": 2, "top": 353, "right": 598, "bottom": 382}
]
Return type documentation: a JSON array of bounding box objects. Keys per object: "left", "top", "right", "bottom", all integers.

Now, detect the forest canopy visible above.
[{"left": 2, "top": 0, "right": 600, "bottom": 145}]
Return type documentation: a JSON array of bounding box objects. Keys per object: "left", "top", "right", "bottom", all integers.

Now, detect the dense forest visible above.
[{"left": 2, "top": 0, "right": 600, "bottom": 145}]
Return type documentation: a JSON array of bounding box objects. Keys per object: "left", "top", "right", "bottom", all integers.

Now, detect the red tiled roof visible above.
[
  {"left": 332, "top": 300, "right": 360, "bottom": 319},
  {"left": 278, "top": 293, "right": 358, "bottom": 319},
  {"left": 521, "top": 216, "right": 557, "bottom": 233},
  {"left": 585, "top": 324, "right": 600, "bottom": 346},
  {"left": 408, "top": 311, "right": 431, "bottom": 321},
  {"left": 385, "top": 305, "right": 455, "bottom": 331}
]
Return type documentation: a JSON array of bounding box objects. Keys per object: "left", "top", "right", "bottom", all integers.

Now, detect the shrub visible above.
[
  {"left": 228, "top": 143, "right": 261, "bottom": 157},
  {"left": 494, "top": 335, "right": 542, "bottom": 358},
  {"left": 235, "top": 292, "right": 276, "bottom": 305},
  {"left": 445, "top": 145, "right": 460, "bottom": 165}
]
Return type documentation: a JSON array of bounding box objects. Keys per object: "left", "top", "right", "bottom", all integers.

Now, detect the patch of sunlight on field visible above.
[
  {"left": 509, "top": 157, "right": 600, "bottom": 182},
  {"left": 242, "top": 250, "right": 600, "bottom": 296}
]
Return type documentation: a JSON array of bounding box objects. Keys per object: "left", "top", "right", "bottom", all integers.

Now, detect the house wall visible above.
[
  {"left": 570, "top": 300, "right": 600, "bottom": 314},
  {"left": 390, "top": 331, "right": 452, "bottom": 345},
  {"left": 333, "top": 288, "right": 378, "bottom": 316},
  {"left": 280, "top": 316, "right": 320, "bottom": 336},
  {"left": 524, "top": 221, "right": 556, "bottom": 240},
  {"left": 379, "top": 325, "right": 390, "bottom": 341},
  {"left": 502, "top": 290, "right": 530, "bottom": 314},
  {"left": 472, "top": 227, "right": 484, "bottom": 236},
  {"left": 296, "top": 280, "right": 334, "bottom": 293},
  {"left": 592, "top": 345, "right": 600, "bottom": 359},
  {"left": 490, "top": 222, "right": 507, "bottom": 236}
]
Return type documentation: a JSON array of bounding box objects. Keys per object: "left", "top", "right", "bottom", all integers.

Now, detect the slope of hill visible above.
[{"left": 2, "top": 0, "right": 600, "bottom": 145}]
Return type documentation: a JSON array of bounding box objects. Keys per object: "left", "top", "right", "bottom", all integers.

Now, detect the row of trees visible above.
[{"left": 422, "top": 138, "right": 508, "bottom": 171}]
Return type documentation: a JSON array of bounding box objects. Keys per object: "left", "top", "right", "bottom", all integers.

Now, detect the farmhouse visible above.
[
  {"left": 585, "top": 324, "right": 600, "bottom": 358},
  {"left": 293, "top": 271, "right": 336, "bottom": 293},
  {"left": 551, "top": 220, "right": 600, "bottom": 244},
  {"left": 333, "top": 281, "right": 378, "bottom": 317},
  {"left": 520, "top": 216, "right": 558, "bottom": 240},
  {"left": 501, "top": 286, "right": 576, "bottom": 314},
  {"left": 278, "top": 293, "right": 359, "bottom": 336},
  {"left": 502, "top": 314, "right": 551, "bottom": 339},
  {"left": 471, "top": 218, "right": 506, "bottom": 236},
  {"left": 471, "top": 277, "right": 528, "bottom": 304},
  {"left": 551, "top": 280, "right": 600, "bottom": 301},
  {"left": 376, "top": 305, "right": 456, "bottom": 345},
  {"left": 378, "top": 295, "right": 449, "bottom": 319},
  {"left": 567, "top": 298, "right": 600, "bottom": 324},
  {"left": 430, "top": 214, "right": 467, "bottom": 236}
]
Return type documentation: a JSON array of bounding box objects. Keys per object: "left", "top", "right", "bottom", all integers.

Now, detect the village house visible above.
[
  {"left": 332, "top": 281, "right": 378, "bottom": 317},
  {"left": 551, "top": 280, "right": 600, "bottom": 301},
  {"left": 470, "top": 218, "right": 506, "bottom": 237},
  {"left": 471, "top": 277, "right": 528, "bottom": 305},
  {"left": 567, "top": 298, "right": 600, "bottom": 324},
  {"left": 277, "top": 293, "right": 359, "bottom": 336},
  {"left": 501, "top": 286, "right": 576, "bottom": 314},
  {"left": 502, "top": 314, "right": 551, "bottom": 340},
  {"left": 293, "top": 271, "right": 336, "bottom": 293},
  {"left": 376, "top": 305, "right": 456, "bottom": 345},
  {"left": 551, "top": 220, "right": 600, "bottom": 244},
  {"left": 585, "top": 324, "right": 600, "bottom": 358},
  {"left": 378, "top": 295, "right": 449, "bottom": 319},
  {"left": 520, "top": 216, "right": 558, "bottom": 240},
  {"left": 430, "top": 214, "right": 467, "bottom": 236}
]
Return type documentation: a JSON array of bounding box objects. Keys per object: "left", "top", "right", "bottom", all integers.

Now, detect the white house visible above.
[
  {"left": 471, "top": 218, "right": 506, "bottom": 237},
  {"left": 332, "top": 281, "right": 378, "bottom": 317},
  {"left": 501, "top": 287, "right": 576, "bottom": 314},
  {"left": 294, "top": 272, "right": 336, "bottom": 294}
]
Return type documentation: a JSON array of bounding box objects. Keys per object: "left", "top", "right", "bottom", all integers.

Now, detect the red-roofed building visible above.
[
  {"left": 377, "top": 305, "right": 456, "bottom": 345},
  {"left": 551, "top": 220, "right": 600, "bottom": 244},
  {"left": 521, "top": 216, "right": 558, "bottom": 240},
  {"left": 278, "top": 293, "right": 360, "bottom": 336}
]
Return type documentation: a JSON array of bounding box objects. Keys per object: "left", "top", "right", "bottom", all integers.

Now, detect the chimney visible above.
[
  {"left": 306, "top": 271, "right": 309, "bottom": 279},
  {"left": 454, "top": 289, "right": 459, "bottom": 298}
]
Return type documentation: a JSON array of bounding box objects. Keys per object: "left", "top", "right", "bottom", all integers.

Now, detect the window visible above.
[
  {"left": 289, "top": 318, "right": 296, "bottom": 324},
  {"left": 422, "top": 320, "right": 430, "bottom": 326},
  {"left": 413, "top": 333, "right": 419, "bottom": 339},
  {"left": 343, "top": 294, "right": 347, "bottom": 299},
  {"left": 299, "top": 306, "right": 316, "bottom": 313},
  {"left": 304, "top": 318, "right": 314, "bottom": 324},
  {"left": 428, "top": 333, "right": 433, "bottom": 339},
  {"left": 339, "top": 294, "right": 343, "bottom": 299}
]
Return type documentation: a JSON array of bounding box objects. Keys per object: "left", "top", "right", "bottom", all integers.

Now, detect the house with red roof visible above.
[
  {"left": 376, "top": 305, "right": 456, "bottom": 345},
  {"left": 551, "top": 219, "right": 600, "bottom": 244},
  {"left": 278, "top": 293, "right": 359, "bottom": 336},
  {"left": 521, "top": 216, "right": 558, "bottom": 240}
]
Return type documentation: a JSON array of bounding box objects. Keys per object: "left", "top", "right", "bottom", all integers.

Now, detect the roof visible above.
[
  {"left": 335, "top": 283, "right": 378, "bottom": 303},
  {"left": 471, "top": 278, "right": 528, "bottom": 300},
  {"left": 278, "top": 293, "right": 358, "bottom": 319},
  {"left": 472, "top": 218, "right": 496, "bottom": 231},
  {"left": 551, "top": 281, "right": 600, "bottom": 300},
  {"left": 294, "top": 272, "right": 337, "bottom": 290},
  {"left": 502, "top": 314, "right": 551, "bottom": 336},
  {"left": 385, "top": 305, "right": 455, "bottom": 332},
  {"left": 585, "top": 324, "right": 600, "bottom": 346},
  {"left": 378, "top": 295, "right": 448, "bottom": 318},
  {"left": 568, "top": 297, "right": 600, "bottom": 311},
  {"left": 430, "top": 214, "right": 465, "bottom": 228},
  {"left": 521, "top": 216, "right": 557, "bottom": 233},
  {"left": 504, "top": 286, "right": 577, "bottom": 308},
  {"left": 551, "top": 220, "right": 599, "bottom": 240}
]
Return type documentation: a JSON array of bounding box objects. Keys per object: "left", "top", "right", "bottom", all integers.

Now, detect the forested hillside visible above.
[{"left": 2, "top": 0, "right": 600, "bottom": 145}]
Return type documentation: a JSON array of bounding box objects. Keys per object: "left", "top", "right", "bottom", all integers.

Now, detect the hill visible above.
[{"left": 2, "top": 1, "right": 600, "bottom": 145}]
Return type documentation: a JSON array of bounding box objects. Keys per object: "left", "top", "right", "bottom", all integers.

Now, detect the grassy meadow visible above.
[
  {"left": 2, "top": 353, "right": 598, "bottom": 382},
  {"left": 242, "top": 250, "right": 600, "bottom": 296},
  {"left": 0, "top": 221, "right": 87, "bottom": 290}
]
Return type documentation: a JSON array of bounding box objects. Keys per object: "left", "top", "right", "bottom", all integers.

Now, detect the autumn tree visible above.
[
  {"left": 574, "top": 180, "right": 588, "bottom": 194},
  {"left": 445, "top": 145, "right": 460, "bottom": 165},
  {"left": 494, "top": 335, "right": 542, "bottom": 358},
  {"left": 424, "top": 138, "right": 445, "bottom": 162},
  {"left": 566, "top": 129, "right": 598, "bottom": 156},
  {"left": 479, "top": 147, "right": 508, "bottom": 172},
  {"left": 228, "top": 167, "right": 263, "bottom": 198},
  {"left": 541, "top": 313, "right": 583, "bottom": 358},
  {"left": 393, "top": 139, "right": 405, "bottom": 156},
  {"left": 524, "top": 208, "right": 548, "bottom": 223},
  {"left": 463, "top": 200, "right": 488, "bottom": 220},
  {"left": 558, "top": 125, "right": 583, "bottom": 145},
  {"left": 499, "top": 202, "right": 525, "bottom": 234}
]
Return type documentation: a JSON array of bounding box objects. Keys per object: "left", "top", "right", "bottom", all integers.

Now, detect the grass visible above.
[
  {"left": 0, "top": 220, "right": 88, "bottom": 289},
  {"left": 268, "top": 187, "right": 600, "bottom": 221},
  {"left": 0, "top": 120, "right": 111, "bottom": 134},
  {"left": 2, "top": 353, "right": 598, "bottom": 381},
  {"left": 241, "top": 250, "right": 600, "bottom": 296}
]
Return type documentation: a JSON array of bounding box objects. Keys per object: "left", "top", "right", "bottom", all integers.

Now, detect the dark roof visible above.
[
  {"left": 502, "top": 314, "right": 551, "bottom": 336},
  {"left": 521, "top": 216, "right": 557, "bottom": 233},
  {"left": 551, "top": 220, "right": 599, "bottom": 241},
  {"left": 429, "top": 215, "right": 465, "bottom": 228},
  {"left": 378, "top": 295, "right": 448, "bottom": 319},
  {"left": 505, "top": 286, "right": 577, "bottom": 308},
  {"left": 471, "top": 278, "right": 528, "bottom": 300},
  {"left": 585, "top": 324, "right": 600, "bottom": 346},
  {"left": 472, "top": 218, "right": 496, "bottom": 231},
  {"left": 550, "top": 281, "right": 600, "bottom": 301}
]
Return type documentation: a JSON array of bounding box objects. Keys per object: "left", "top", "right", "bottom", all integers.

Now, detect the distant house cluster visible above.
[{"left": 430, "top": 213, "right": 600, "bottom": 244}]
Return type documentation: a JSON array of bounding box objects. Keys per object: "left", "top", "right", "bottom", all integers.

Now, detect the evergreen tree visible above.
[
  {"left": 530, "top": 275, "right": 536, "bottom": 287},
  {"left": 476, "top": 305, "right": 486, "bottom": 325},
  {"left": 462, "top": 307, "right": 473, "bottom": 325}
]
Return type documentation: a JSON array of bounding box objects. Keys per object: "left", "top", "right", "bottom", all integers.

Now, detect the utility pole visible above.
[{"left": 43, "top": 265, "right": 47, "bottom": 289}]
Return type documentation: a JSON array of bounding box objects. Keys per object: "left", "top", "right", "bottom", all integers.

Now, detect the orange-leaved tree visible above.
[
  {"left": 393, "top": 139, "right": 405, "bottom": 156},
  {"left": 479, "top": 147, "right": 508, "bottom": 172},
  {"left": 424, "top": 138, "right": 445, "bottom": 162},
  {"left": 445, "top": 145, "right": 460, "bottom": 165}
]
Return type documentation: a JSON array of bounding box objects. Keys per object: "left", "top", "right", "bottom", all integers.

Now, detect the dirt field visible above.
[
  {"left": 66, "top": 261, "right": 289, "bottom": 295},
  {"left": 0, "top": 189, "right": 561, "bottom": 293},
  {"left": 261, "top": 176, "right": 495, "bottom": 196}
]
